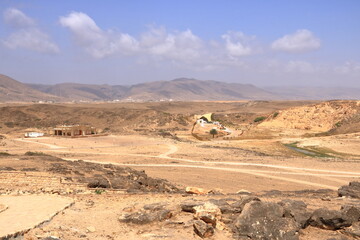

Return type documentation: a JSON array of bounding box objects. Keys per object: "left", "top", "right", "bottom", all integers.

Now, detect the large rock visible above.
[
  {"left": 119, "top": 204, "right": 172, "bottom": 225},
  {"left": 338, "top": 182, "right": 360, "bottom": 199},
  {"left": 308, "top": 208, "right": 351, "bottom": 230},
  {"left": 231, "top": 196, "right": 261, "bottom": 213},
  {"left": 193, "top": 220, "right": 214, "bottom": 238},
  {"left": 180, "top": 200, "right": 204, "bottom": 213},
  {"left": 341, "top": 205, "right": 360, "bottom": 223},
  {"left": 194, "top": 202, "right": 222, "bottom": 227},
  {"left": 233, "top": 201, "right": 299, "bottom": 240},
  {"left": 208, "top": 199, "right": 234, "bottom": 214},
  {"left": 86, "top": 178, "right": 110, "bottom": 188},
  {"left": 278, "top": 199, "right": 311, "bottom": 228}
]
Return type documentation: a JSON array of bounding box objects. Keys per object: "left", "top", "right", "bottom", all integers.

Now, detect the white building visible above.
[{"left": 24, "top": 132, "right": 44, "bottom": 138}]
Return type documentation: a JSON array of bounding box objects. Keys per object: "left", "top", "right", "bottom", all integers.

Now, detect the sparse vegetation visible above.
[
  {"left": 210, "top": 128, "right": 218, "bottom": 138},
  {"left": 335, "top": 121, "right": 342, "bottom": 127},
  {"left": 254, "top": 116, "right": 266, "bottom": 122},
  {"left": 95, "top": 189, "right": 105, "bottom": 194},
  {"left": 4, "top": 122, "right": 15, "bottom": 128},
  {"left": 273, "top": 112, "right": 279, "bottom": 118},
  {"left": 25, "top": 151, "right": 49, "bottom": 156},
  {"left": 0, "top": 152, "right": 11, "bottom": 156},
  {"left": 284, "top": 142, "right": 334, "bottom": 158}
]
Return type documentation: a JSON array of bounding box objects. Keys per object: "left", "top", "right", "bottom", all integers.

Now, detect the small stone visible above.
[
  {"left": 86, "top": 226, "right": 96, "bottom": 233},
  {"left": 321, "top": 196, "right": 331, "bottom": 201},
  {"left": 186, "top": 186, "right": 208, "bottom": 195},
  {"left": 236, "top": 189, "right": 251, "bottom": 195},
  {"left": 41, "top": 237, "right": 61, "bottom": 240}
]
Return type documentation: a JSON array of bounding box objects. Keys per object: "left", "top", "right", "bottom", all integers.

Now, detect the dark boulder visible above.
[
  {"left": 231, "top": 196, "right": 261, "bottom": 213},
  {"left": 87, "top": 178, "right": 110, "bottom": 188},
  {"left": 208, "top": 199, "right": 234, "bottom": 214},
  {"left": 233, "top": 201, "right": 299, "bottom": 240},
  {"left": 308, "top": 208, "right": 351, "bottom": 230},
  {"left": 278, "top": 199, "right": 312, "bottom": 228},
  {"left": 341, "top": 205, "right": 360, "bottom": 223},
  {"left": 180, "top": 200, "right": 204, "bottom": 213},
  {"left": 338, "top": 182, "right": 360, "bottom": 199}
]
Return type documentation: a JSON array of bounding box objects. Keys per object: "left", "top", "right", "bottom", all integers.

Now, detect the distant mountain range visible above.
[
  {"left": 0, "top": 74, "right": 61, "bottom": 102},
  {"left": 0, "top": 74, "right": 359, "bottom": 102}
]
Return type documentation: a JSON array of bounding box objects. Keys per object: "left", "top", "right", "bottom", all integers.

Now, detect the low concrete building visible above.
[
  {"left": 24, "top": 132, "right": 44, "bottom": 138},
  {"left": 53, "top": 125, "right": 97, "bottom": 137}
]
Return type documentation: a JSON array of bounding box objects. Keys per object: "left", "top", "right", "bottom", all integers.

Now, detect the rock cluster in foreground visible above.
[{"left": 117, "top": 182, "right": 360, "bottom": 239}]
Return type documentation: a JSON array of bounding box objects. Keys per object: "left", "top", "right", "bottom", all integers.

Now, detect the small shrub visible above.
[
  {"left": 4, "top": 122, "right": 14, "bottom": 128},
  {"left": 254, "top": 116, "right": 266, "bottom": 123},
  {"left": 335, "top": 122, "right": 342, "bottom": 127},
  {"left": 0, "top": 152, "right": 11, "bottom": 156},
  {"left": 95, "top": 189, "right": 105, "bottom": 194},
  {"left": 25, "top": 151, "right": 49, "bottom": 156},
  {"left": 273, "top": 112, "right": 279, "bottom": 118}
]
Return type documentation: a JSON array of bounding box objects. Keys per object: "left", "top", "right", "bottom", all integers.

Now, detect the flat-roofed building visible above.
[{"left": 53, "top": 125, "right": 97, "bottom": 137}]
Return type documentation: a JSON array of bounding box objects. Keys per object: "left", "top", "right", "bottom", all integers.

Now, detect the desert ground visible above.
[{"left": 1, "top": 100, "right": 360, "bottom": 239}]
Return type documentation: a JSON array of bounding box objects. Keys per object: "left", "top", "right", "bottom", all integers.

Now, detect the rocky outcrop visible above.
[
  {"left": 338, "top": 181, "right": 360, "bottom": 199},
  {"left": 119, "top": 202, "right": 172, "bottom": 224},
  {"left": 278, "top": 199, "right": 312, "bottom": 228},
  {"left": 233, "top": 201, "right": 300, "bottom": 240},
  {"left": 307, "top": 208, "right": 351, "bottom": 230}
]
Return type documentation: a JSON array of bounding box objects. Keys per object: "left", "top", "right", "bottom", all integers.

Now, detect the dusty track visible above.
[{"left": 14, "top": 139, "right": 359, "bottom": 190}]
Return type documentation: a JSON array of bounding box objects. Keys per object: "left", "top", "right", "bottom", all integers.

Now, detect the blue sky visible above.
[{"left": 0, "top": 1, "right": 359, "bottom": 87}]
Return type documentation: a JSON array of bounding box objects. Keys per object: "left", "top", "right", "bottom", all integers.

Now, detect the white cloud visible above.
[
  {"left": 221, "top": 31, "right": 254, "bottom": 58},
  {"left": 3, "top": 8, "right": 35, "bottom": 28},
  {"left": 2, "top": 8, "right": 59, "bottom": 53},
  {"left": 4, "top": 28, "right": 59, "bottom": 53},
  {"left": 140, "top": 26, "right": 203, "bottom": 62},
  {"left": 59, "top": 12, "right": 138, "bottom": 58},
  {"left": 271, "top": 29, "right": 321, "bottom": 53},
  {"left": 59, "top": 13, "right": 205, "bottom": 62}
]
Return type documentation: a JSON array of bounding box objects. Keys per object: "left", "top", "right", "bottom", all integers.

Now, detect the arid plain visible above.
[{"left": 1, "top": 100, "right": 360, "bottom": 239}]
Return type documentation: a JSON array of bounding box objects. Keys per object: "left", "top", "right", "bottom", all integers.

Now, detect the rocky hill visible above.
[
  {"left": 123, "top": 78, "right": 277, "bottom": 101},
  {"left": 1, "top": 73, "right": 360, "bottom": 102},
  {"left": 0, "top": 74, "right": 61, "bottom": 102},
  {"left": 259, "top": 100, "right": 360, "bottom": 132},
  {"left": 28, "top": 83, "right": 128, "bottom": 101}
]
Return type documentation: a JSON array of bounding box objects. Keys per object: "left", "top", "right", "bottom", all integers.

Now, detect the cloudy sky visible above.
[{"left": 0, "top": 1, "right": 359, "bottom": 87}]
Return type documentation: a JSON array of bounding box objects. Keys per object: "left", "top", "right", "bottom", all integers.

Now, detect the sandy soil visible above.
[
  {"left": 1, "top": 100, "right": 360, "bottom": 239},
  {"left": 2, "top": 134, "right": 360, "bottom": 193}
]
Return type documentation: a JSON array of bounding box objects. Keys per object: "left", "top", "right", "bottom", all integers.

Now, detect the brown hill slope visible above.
[
  {"left": 0, "top": 74, "right": 60, "bottom": 102},
  {"left": 29, "top": 78, "right": 278, "bottom": 101},
  {"left": 28, "top": 83, "right": 128, "bottom": 101},
  {"left": 125, "top": 78, "right": 277, "bottom": 101},
  {"left": 259, "top": 100, "right": 360, "bottom": 132}
]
